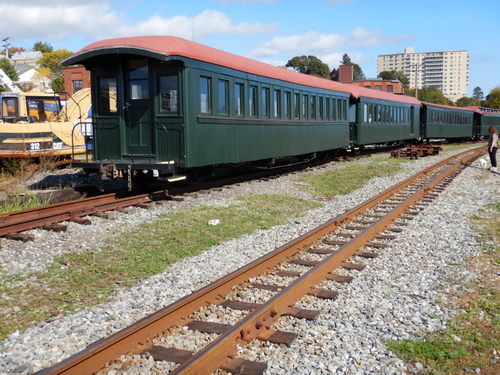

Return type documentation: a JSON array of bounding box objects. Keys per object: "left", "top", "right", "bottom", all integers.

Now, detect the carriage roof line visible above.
[{"left": 63, "top": 35, "right": 421, "bottom": 106}]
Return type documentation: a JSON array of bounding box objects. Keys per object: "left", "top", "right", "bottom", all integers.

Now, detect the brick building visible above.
[
  {"left": 337, "top": 65, "right": 404, "bottom": 94},
  {"left": 347, "top": 79, "right": 404, "bottom": 93},
  {"left": 63, "top": 65, "right": 91, "bottom": 95}
]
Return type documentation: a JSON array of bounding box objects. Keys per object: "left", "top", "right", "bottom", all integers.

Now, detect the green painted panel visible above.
[
  {"left": 155, "top": 122, "right": 183, "bottom": 162},
  {"left": 184, "top": 120, "right": 349, "bottom": 167},
  {"left": 357, "top": 124, "right": 412, "bottom": 145},
  {"left": 94, "top": 118, "right": 121, "bottom": 159},
  {"left": 425, "top": 124, "right": 472, "bottom": 138}
]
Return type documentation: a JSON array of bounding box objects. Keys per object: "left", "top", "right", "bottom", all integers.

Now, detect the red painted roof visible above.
[
  {"left": 422, "top": 101, "right": 474, "bottom": 112},
  {"left": 466, "top": 106, "right": 500, "bottom": 114},
  {"left": 69, "top": 36, "right": 421, "bottom": 106}
]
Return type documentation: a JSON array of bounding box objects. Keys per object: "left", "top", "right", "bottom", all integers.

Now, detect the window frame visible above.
[
  {"left": 158, "top": 74, "right": 180, "bottom": 114},
  {"left": 199, "top": 76, "right": 212, "bottom": 114},
  {"left": 217, "top": 79, "right": 229, "bottom": 115}
]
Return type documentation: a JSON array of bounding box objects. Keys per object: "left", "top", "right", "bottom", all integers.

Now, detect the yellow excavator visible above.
[{"left": 0, "top": 88, "right": 91, "bottom": 158}]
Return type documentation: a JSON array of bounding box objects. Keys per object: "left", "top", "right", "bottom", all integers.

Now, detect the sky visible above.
[{"left": 0, "top": 0, "right": 498, "bottom": 97}]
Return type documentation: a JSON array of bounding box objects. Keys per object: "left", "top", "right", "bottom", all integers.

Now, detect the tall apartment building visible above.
[{"left": 377, "top": 47, "right": 469, "bottom": 102}]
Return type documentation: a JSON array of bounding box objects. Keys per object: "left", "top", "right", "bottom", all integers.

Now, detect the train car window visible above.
[
  {"left": 284, "top": 91, "right": 291, "bottom": 119},
  {"left": 159, "top": 75, "right": 179, "bottom": 113},
  {"left": 310, "top": 96, "right": 316, "bottom": 120},
  {"left": 235, "top": 83, "right": 244, "bottom": 116},
  {"left": 302, "top": 95, "right": 308, "bottom": 120},
  {"left": 293, "top": 93, "right": 300, "bottom": 119},
  {"left": 343, "top": 99, "right": 348, "bottom": 120},
  {"left": 319, "top": 97, "right": 324, "bottom": 120},
  {"left": 218, "top": 80, "right": 228, "bottom": 115},
  {"left": 2, "top": 97, "right": 18, "bottom": 118},
  {"left": 262, "top": 88, "right": 270, "bottom": 117},
  {"left": 325, "top": 98, "right": 330, "bottom": 120},
  {"left": 273, "top": 89, "right": 281, "bottom": 118},
  {"left": 363, "top": 104, "right": 368, "bottom": 123},
  {"left": 98, "top": 78, "right": 117, "bottom": 114},
  {"left": 129, "top": 60, "right": 149, "bottom": 100},
  {"left": 200, "top": 76, "right": 211, "bottom": 114},
  {"left": 332, "top": 98, "right": 337, "bottom": 120},
  {"left": 249, "top": 85, "right": 257, "bottom": 117}
]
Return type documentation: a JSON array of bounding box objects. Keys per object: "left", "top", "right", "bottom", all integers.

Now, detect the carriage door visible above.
[
  {"left": 410, "top": 106, "right": 416, "bottom": 136},
  {"left": 124, "top": 59, "right": 153, "bottom": 157}
]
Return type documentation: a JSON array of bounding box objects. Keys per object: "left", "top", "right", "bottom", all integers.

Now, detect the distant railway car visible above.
[
  {"left": 471, "top": 107, "right": 500, "bottom": 137},
  {"left": 0, "top": 89, "right": 91, "bottom": 158},
  {"left": 420, "top": 102, "right": 474, "bottom": 139},
  {"left": 349, "top": 88, "right": 420, "bottom": 145}
]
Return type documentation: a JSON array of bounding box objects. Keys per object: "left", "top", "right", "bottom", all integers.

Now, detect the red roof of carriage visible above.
[
  {"left": 421, "top": 102, "right": 474, "bottom": 112},
  {"left": 466, "top": 106, "right": 500, "bottom": 114},
  {"left": 66, "top": 36, "right": 421, "bottom": 106}
]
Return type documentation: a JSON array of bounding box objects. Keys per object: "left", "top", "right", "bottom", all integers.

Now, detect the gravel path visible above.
[{"left": 0, "top": 147, "right": 497, "bottom": 375}]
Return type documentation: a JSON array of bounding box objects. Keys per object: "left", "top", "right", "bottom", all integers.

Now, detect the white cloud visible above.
[
  {"left": 251, "top": 28, "right": 412, "bottom": 58},
  {"left": 110, "top": 10, "right": 278, "bottom": 40},
  {"left": 0, "top": 3, "right": 277, "bottom": 47},
  {"left": 0, "top": 2, "right": 119, "bottom": 41}
]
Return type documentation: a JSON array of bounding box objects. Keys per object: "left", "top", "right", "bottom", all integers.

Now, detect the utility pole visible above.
[{"left": 2, "top": 37, "right": 10, "bottom": 59}]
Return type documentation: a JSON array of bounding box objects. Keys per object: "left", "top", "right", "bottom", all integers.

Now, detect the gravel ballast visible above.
[{"left": 0, "top": 147, "right": 497, "bottom": 375}]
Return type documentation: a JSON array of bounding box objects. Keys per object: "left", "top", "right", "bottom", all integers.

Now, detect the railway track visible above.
[
  {"left": 34, "top": 147, "right": 482, "bottom": 375},
  {"left": 0, "top": 190, "right": 170, "bottom": 239},
  {"left": 0, "top": 143, "right": 406, "bottom": 240}
]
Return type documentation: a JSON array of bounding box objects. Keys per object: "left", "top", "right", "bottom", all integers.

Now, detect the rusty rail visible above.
[
  {"left": 0, "top": 191, "right": 169, "bottom": 237},
  {"left": 36, "top": 147, "right": 482, "bottom": 375}
]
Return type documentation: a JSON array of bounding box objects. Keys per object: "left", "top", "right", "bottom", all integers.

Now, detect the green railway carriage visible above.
[
  {"left": 63, "top": 36, "right": 358, "bottom": 181},
  {"left": 421, "top": 102, "right": 474, "bottom": 139},
  {"left": 351, "top": 96, "right": 420, "bottom": 146},
  {"left": 473, "top": 108, "right": 500, "bottom": 137}
]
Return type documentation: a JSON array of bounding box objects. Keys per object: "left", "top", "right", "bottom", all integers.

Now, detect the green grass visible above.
[
  {"left": 0, "top": 195, "right": 53, "bottom": 214},
  {"left": 300, "top": 157, "right": 411, "bottom": 197},
  {"left": 0, "top": 194, "right": 321, "bottom": 341},
  {"left": 387, "top": 203, "right": 499, "bottom": 374},
  {"left": 439, "top": 142, "right": 484, "bottom": 151}
]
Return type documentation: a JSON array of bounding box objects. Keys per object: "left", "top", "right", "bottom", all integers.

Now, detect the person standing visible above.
[{"left": 487, "top": 125, "right": 498, "bottom": 173}]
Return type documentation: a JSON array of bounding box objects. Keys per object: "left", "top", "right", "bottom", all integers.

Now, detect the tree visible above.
[
  {"left": 285, "top": 55, "right": 331, "bottom": 79},
  {"left": 33, "top": 41, "right": 53, "bottom": 53},
  {"left": 340, "top": 54, "right": 352, "bottom": 65},
  {"left": 406, "top": 87, "right": 454, "bottom": 106},
  {"left": 483, "top": 87, "right": 500, "bottom": 109},
  {"left": 51, "top": 76, "right": 64, "bottom": 92},
  {"left": 377, "top": 70, "right": 410, "bottom": 87},
  {"left": 0, "top": 58, "right": 19, "bottom": 81},
  {"left": 472, "top": 86, "right": 484, "bottom": 101},
  {"left": 37, "top": 49, "right": 72, "bottom": 92},
  {"left": 338, "top": 53, "right": 365, "bottom": 81},
  {"left": 37, "top": 49, "right": 72, "bottom": 74},
  {"left": 455, "top": 97, "right": 480, "bottom": 107}
]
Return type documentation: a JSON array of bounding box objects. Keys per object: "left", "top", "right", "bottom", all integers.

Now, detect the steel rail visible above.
[
  {"left": 0, "top": 191, "right": 168, "bottom": 236},
  {"left": 36, "top": 147, "right": 482, "bottom": 375},
  {"left": 171, "top": 148, "right": 482, "bottom": 375}
]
